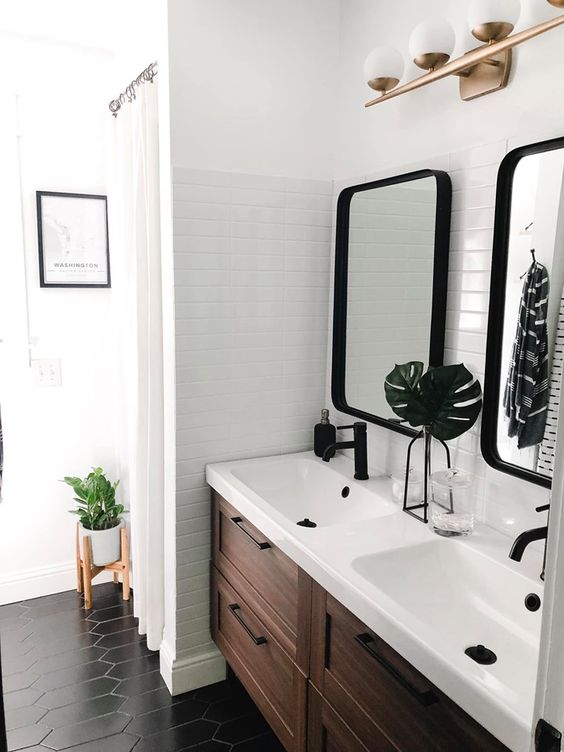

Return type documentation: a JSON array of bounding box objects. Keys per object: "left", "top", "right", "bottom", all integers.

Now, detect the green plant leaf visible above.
[
  {"left": 384, "top": 361, "right": 425, "bottom": 421},
  {"left": 384, "top": 361, "right": 482, "bottom": 441},
  {"left": 410, "top": 363, "right": 482, "bottom": 441},
  {"left": 65, "top": 467, "right": 122, "bottom": 531}
]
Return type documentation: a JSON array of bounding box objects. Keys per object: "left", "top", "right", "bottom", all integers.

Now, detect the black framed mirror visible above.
[
  {"left": 331, "top": 169, "right": 452, "bottom": 435},
  {"left": 482, "top": 136, "right": 564, "bottom": 489}
]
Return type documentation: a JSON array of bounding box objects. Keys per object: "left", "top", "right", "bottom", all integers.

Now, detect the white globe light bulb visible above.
[
  {"left": 409, "top": 18, "right": 456, "bottom": 70},
  {"left": 363, "top": 46, "right": 405, "bottom": 93}
]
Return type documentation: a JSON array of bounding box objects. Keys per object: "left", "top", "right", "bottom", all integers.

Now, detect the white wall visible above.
[
  {"left": 168, "top": 0, "right": 339, "bottom": 180},
  {"left": 166, "top": 0, "right": 340, "bottom": 693},
  {"left": 0, "top": 36, "right": 120, "bottom": 603}
]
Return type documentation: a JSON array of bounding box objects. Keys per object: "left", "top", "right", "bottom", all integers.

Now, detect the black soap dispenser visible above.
[{"left": 314, "top": 409, "right": 336, "bottom": 458}]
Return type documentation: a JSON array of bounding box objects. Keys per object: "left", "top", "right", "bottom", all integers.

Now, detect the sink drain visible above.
[
  {"left": 297, "top": 518, "right": 317, "bottom": 528},
  {"left": 465, "top": 644, "right": 497, "bottom": 665},
  {"left": 525, "top": 593, "right": 541, "bottom": 612}
]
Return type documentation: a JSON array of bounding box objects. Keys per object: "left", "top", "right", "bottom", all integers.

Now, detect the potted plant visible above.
[
  {"left": 384, "top": 361, "right": 483, "bottom": 441},
  {"left": 64, "top": 467, "right": 126, "bottom": 566},
  {"left": 384, "top": 362, "right": 483, "bottom": 516}
]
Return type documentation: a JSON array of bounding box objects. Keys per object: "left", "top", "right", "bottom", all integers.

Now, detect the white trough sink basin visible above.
[
  {"left": 352, "top": 538, "right": 541, "bottom": 730},
  {"left": 224, "top": 454, "right": 397, "bottom": 528}
]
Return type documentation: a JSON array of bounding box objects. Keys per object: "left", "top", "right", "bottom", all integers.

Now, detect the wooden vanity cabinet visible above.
[
  {"left": 308, "top": 686, "right": 392, "bottom": 752},
  {"left": 211, "top": 492, "right": 311, "bottom": 752},
  {"left": 210, "top": 491, "right": 510, "bottom": 752},
  {"left": 309, "top": 583, "right": 509, "bottom": 752}
]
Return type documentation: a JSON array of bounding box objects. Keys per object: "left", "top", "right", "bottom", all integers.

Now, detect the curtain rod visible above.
[{"left": 108, "top": 61, "right": 158, "bottom": 117}]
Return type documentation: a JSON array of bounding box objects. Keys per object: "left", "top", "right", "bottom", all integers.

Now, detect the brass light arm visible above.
[{"left": 365, "top": 13, "right": 564, "bottom": 107}]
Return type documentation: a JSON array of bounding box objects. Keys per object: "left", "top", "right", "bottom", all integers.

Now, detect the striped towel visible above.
[
  {"left": 537, "top": 287, "right": 564, "bottom": 476},
  {"left": 504, "top": 262, "right": 549, "bottom": 449}
]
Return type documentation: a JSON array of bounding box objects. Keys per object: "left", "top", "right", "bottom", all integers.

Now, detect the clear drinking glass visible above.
[
  {"left": 430, "top": 468, "right": 474, "bottom": 537},
  {"left": 391, "top": 466, "right": 424, "bottom": 504}
]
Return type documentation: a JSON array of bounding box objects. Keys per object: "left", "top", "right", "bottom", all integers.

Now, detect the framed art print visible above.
[{"left": 36, "top": 191, "right": 111, "bottom": 288}]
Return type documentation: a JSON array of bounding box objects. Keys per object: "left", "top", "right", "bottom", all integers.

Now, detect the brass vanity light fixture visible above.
[{"left": 365, "top": 0, "right": 564, "bottom": 107}]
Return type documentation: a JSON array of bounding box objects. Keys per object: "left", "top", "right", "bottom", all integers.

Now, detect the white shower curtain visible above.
[{"left": 113, "top": 81, "right": 165, "bottom": 651}]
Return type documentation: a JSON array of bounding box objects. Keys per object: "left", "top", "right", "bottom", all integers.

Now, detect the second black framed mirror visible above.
[
  {"left": 482, "top": 136, "right": 564, "bottom": 489},
  {"left": 331, "top": 169, "right": 452, "bottom": 436}
]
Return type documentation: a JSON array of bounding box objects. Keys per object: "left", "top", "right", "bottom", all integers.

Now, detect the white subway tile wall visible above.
[
  {"left": 329, "top": 142, "right": 550, "bottom": 541},
  {"left": 173, "top": 168, "right": 332, "bottom": 657}
]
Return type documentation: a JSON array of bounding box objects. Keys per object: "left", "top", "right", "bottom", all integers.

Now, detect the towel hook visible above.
[{"left": 520, "top": 248, "right": 538, "bottom": 279}]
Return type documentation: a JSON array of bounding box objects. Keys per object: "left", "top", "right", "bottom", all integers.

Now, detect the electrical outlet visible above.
[{"left": 31, "top": 358, "right": 62, "bottom": 387}]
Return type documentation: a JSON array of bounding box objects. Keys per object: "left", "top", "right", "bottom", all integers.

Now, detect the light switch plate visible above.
[{"left": 31, "top": 358, "right": 62, "bottom": 387}]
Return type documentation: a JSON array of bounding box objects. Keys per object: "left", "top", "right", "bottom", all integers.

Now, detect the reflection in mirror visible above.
[
  {"left": 497, "top": 148, "right": 564, "bottom": 480},
  {"left": 332, "top": 170, "right": 452, "bottom": 433},
  {"left": 345, "top": 179, "right": 436, "bottom": 421}
]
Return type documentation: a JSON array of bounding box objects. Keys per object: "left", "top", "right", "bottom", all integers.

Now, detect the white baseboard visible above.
[
  {"left": 160, "top": 640, "right": 226, "bottom": 696},
  {"left": 0, "top": 561, "right": 113, "bottom": 605}
]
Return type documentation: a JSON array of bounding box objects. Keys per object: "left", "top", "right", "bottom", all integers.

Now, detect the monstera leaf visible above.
[
  {"left": 384, "top": 361, "right": 425, "bottom": 421},
  {"left": 384, "top": 362, "right": 482, "bottom": 441}
]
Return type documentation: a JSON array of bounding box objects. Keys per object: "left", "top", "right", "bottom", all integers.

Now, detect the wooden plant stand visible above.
[{"left": 75, "top": 523, "right": 130, "bottom": 609}]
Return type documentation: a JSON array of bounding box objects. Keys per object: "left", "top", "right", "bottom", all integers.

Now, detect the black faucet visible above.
[
  {"left": 509, "top": 504, "right": 549, "bottom": 580},
  {"left": 322, "top": 422, "right": 369, "bottom": 480}
]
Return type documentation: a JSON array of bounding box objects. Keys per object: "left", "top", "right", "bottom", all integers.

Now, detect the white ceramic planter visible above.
[{"left": 79, "top": 520, "right": 124, "bottom": 566}]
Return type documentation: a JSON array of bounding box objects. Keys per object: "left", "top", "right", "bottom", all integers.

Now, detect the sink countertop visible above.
[{"left": 206, "top": 451, "right": 543, "bottom": 752}]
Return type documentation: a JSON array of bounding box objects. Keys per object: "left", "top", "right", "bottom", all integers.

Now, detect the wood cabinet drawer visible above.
[
  {"left": 311, "top": 585, "right": 509, "bottom": 752},
  {"left": 211, "top": 566, "right": 306, "bottom": 752},
  {"left": 308, "top": 684, "right": 392, "bottom": 752},
  {"left": 212, "top": 491, "right": 309, "bottom": 665}
]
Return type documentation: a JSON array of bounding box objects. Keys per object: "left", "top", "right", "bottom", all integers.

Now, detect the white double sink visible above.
[{"left": 206, "top": 451, "right": 543, "bottom": 752}]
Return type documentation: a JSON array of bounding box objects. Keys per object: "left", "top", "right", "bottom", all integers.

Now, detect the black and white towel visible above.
[
  {"left": 537, "top": 287, "right": 564, "bottom": 476},
  {"left": 504, "top": 262, "right": 550, "bottom": 449}
]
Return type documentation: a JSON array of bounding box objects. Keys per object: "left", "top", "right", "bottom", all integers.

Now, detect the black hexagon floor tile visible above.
[
  {"left": 1, "top": 583, "right": 285, "bottom": 752},
  {"left": 118, "top": 686, "right": 186, "bottom": 716},
  {"left": 2, "top": 688, "right": 44, "bottom": 711},
  {"left": 126, "top": 695, "right": 208, "bottom": 737},
  {"left": 231, "top": 734, "right": 286, "bottom": 752},
  {"left": 213, "top": 713, "right": 271, "bottom": 745},
  {"left": 107, "top": 652, "right": 160, "bottom": 680},
  {"left": 0, "top": 605, "right": 27, "bottom": 622},
  {"left": 45, "top": 732, "right": 139, "bottom": 752},
  {"left": 35, "top": 676, "right": 120, "bottom": 710},
  {"left": 4, "top": 703, "right": 47, "bottom": 731},
  {"left": 40, "top": 693, "right": 125, "bottom": 729},
  {"left": 41, "top": 710, "right": 132, "bottom": 750},
  {"left": 6, "top": 721, "right": 49, "bottom": 750},
  {"left": 133, "top": 718, "right": 219, "bottom": 752}
]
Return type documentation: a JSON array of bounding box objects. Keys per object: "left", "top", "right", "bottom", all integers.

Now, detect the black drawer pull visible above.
[
  {"left": 355, "top": 633, "right": 439, "bottom": 707},
  {"left": 228, "top": 604, "right": 267, "bottom": 645},
  {"left": 231, "top": 516, "right": 271, "bottom": 550}
]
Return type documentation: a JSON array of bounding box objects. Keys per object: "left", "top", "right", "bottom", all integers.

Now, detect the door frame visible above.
[{"left": 532, "top": 405, "right": 564, "bottom": 751}]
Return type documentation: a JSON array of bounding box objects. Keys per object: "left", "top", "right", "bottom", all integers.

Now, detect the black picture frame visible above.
[
  {"left": 36, "top": 191, "right": 111, "bottom": 288},
  {"left": 481, "top": 136, "right": 564, "bottom": 489},
  {"left": 331, "top": 169, "right": 452, "bottom": 436}
]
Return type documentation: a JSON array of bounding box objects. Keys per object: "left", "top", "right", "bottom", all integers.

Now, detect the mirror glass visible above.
[
  {"left": 494, "top": 146, "right": 564, "bottom": 481},
  {"left": 332, "top": 170, "right": 451, "bottom": 433}
]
